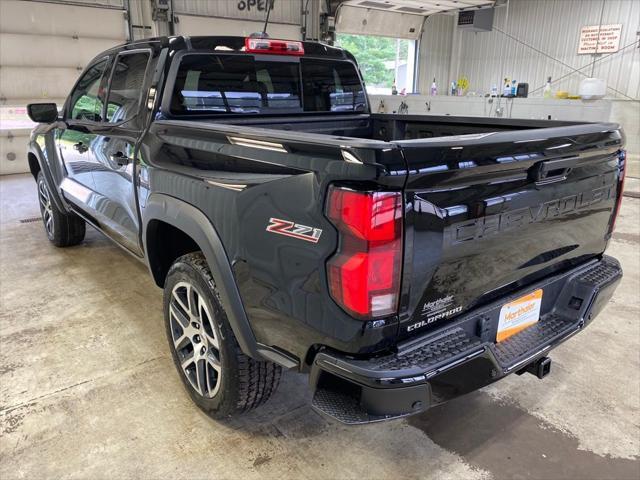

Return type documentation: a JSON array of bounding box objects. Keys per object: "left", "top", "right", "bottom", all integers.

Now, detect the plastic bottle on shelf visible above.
[
  {"left": 543, "top": 77, "right": 552, "bottom": 98},
  {"left": 503, "top": 78, "right": 511, "bottom": 96},
  {"left": 430, "top": 78, "right": 438, "bottom": 96},
  {"left": 391, "top": 79, "right": 398, "bottom": 95}
]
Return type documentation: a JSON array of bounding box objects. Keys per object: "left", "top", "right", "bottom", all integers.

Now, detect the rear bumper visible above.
[{"left": 309, "top": 255, "right": 622, "bottom": 424}]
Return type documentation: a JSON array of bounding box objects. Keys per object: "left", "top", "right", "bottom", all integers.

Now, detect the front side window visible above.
[
  {"left": 69, "top": 58, "right": 108, "bottom": 122},
  {"left": 169, "top": 54, "right": 365, "bottom": 115},
  {"left": 106, "top": 52, "right": 150, "bottom": 123}
]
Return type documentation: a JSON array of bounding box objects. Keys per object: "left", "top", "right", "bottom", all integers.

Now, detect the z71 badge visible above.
[{"left": 266, "top": 218, "right": 322, "bottom": 244}]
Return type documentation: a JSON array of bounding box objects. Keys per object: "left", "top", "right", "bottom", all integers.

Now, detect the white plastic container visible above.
[{"left": 579, "top": 78, "right": 607, "bottom": 100}]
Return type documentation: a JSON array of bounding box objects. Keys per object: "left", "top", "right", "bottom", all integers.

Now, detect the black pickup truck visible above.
[{"left": 27, "top": 36, "right": 625, "bottom": 424}]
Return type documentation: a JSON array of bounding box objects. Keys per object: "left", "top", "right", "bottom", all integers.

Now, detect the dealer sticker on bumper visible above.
[{"left": 497, "top": 289, "right": 543, "bottom": 342}]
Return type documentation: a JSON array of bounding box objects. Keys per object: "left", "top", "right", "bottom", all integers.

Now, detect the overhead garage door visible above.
[
  {"left": 174, "top": 15, "right": 301, "bottom": 39},
  {"left": 0, "top": 0, "right": 129, "bottom": 174},
  {"left": 172, "top": 0, "right": 302, "bottom": 40}
]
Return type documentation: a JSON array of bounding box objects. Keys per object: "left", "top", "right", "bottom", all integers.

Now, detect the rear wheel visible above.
[
  {"left": 163, "top": 252, "right": 281, "bottom": 418},
  {"left": 37, "top": 171, "right": 85, "bottom": 247}
]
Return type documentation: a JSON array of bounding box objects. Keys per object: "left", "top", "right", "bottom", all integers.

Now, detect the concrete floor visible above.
[{"left": 1, "top": 173, "right": 639, "bottom": 480}]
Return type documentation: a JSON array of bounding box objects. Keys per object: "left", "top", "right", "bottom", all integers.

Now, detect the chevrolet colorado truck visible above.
[{"left": 27, "top": 36, "right": 625, "bottom": 424}]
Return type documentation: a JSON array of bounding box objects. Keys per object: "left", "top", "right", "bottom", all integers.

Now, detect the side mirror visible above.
[{"left": 27, "top": 103, "right": 59, "bottom": 123}]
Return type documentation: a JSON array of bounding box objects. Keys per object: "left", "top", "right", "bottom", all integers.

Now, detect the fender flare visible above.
[
  {"left": 143, "top": 193, "right": 292, "bottom": 365},
  {"left": 28, "top": 141, "right": 68, "bottom": 213}
]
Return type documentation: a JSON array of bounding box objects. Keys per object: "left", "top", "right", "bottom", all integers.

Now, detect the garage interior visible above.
[{"left": 0, "top": 0, "right": 639, "bottom": 479}]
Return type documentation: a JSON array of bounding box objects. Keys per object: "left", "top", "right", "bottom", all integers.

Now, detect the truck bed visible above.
[{"left": 196, "top": 112, "right": 586, "bottom": 141}]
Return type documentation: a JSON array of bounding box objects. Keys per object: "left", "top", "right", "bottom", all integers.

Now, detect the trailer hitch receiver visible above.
[{"left": 526, "top": 356, "right": 551, "bottom": 379}]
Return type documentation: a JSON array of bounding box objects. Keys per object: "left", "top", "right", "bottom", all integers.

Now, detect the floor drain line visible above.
[{"left": 19, "top": 217, "right": 41, "bottom": 224}]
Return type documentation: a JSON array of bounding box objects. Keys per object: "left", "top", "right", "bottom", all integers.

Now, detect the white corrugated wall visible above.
[
  {"left": 415, "top": 0, "right": 639, "bottom": 170},
  {"left": 418, "top": 14, "right": 455, "bottom": 94},
  {"left": 418, "top": 0, "right": 640, "bottom": 99}
]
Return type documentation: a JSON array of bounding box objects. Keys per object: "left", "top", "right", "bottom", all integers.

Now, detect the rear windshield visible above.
[{"left": 169, "top": 54, "right": 366, "bottom": 115}]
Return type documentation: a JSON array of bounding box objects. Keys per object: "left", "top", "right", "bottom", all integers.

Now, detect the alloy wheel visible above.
[
  {"left": 37, "top": 177, "right": 54, "bottom": 237},
  {"left": 169, "top": 281, "right": 222, "bottom": 398}
]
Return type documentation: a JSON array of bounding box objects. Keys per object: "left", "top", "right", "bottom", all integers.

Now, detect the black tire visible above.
[
  {"left": 36, "top": 171, "right": 85, "bottom": 247},
  {"left": 163, "top": 252, "right": 281, "bottom": 418}
]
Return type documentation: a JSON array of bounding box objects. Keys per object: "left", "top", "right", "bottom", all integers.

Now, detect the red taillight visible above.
[
  {"left": 326, "top": 186, "right": 403, "bottom": 320},
  {"left": 244, "top": 37, "right": 304, "bottom": 55},
  {"left": 610, "top": 149, "right": 626, "bottom": 234}
]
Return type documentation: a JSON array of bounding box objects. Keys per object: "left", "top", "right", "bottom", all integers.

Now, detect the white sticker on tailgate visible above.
[{"left": 497, "top": 289, "right": 543, "bottom": 342}]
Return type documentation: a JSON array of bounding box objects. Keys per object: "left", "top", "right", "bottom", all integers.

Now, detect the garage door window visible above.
[
  {"left": 336, "top": 34, "right": 417, "bottom": 95},
  {"left": 68, "top": 58, "right": 109, "bottom": 122},
  {"left": 106, "top": 52, "right": 150, "bottom": 123}
]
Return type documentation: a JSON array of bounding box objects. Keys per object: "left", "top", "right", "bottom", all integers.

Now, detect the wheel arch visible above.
[
  {"left": 28, "top": 152, "right": 41, "bottom": 179},
  {"left": 28, "top": 141, "right": 67, "bottom": 212},
  {"left": 143, "top": 194, "right": 266, "bottom": 362}
]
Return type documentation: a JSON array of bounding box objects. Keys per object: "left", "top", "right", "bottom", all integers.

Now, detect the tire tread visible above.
[{"left": 166, "top": 252, "right": 281, "bottom": 417}]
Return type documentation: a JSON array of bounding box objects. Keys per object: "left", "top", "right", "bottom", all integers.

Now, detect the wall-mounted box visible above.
[{"left": 458, "top": 8, "right": 494, "bottom": 32}]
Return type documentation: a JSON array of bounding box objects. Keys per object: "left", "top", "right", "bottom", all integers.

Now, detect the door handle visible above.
[
  {"left": 110, "top": 151, "right": 131, "bottom": 167},
  {"left": 73, "top": 142, "right": 88, "bottom": 153}
]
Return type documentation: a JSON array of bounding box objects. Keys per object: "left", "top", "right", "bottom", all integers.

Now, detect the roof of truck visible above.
[{"left": 109, "top": 35, "right": 351, "bottom": 60}]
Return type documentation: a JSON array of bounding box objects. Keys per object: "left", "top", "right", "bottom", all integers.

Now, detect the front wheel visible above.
[
  {"left": 36, "top": 171, "right": 85, "bottom": 247},
  {"left": 163, "top": 252, "right": 281, "bottom": 418}
]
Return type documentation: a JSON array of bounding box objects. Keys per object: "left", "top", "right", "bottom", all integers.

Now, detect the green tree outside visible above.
[{"left": 336, "top": 34, "right": 410, "bottom": 89}]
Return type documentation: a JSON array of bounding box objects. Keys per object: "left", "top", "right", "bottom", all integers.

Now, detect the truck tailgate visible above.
[{"left": 395, "top": 123, "right": 625, "bottom": 337}]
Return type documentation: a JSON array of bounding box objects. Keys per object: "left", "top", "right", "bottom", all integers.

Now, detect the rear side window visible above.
[
  {"left": 106, "top": 52, "right": 150, "bottom": 123},
  {"left": 68, "top": 58, "right": 109, "bottom": 122},
  {"left": 170, "top": 54, "right": 365, "bottom": 115}
]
